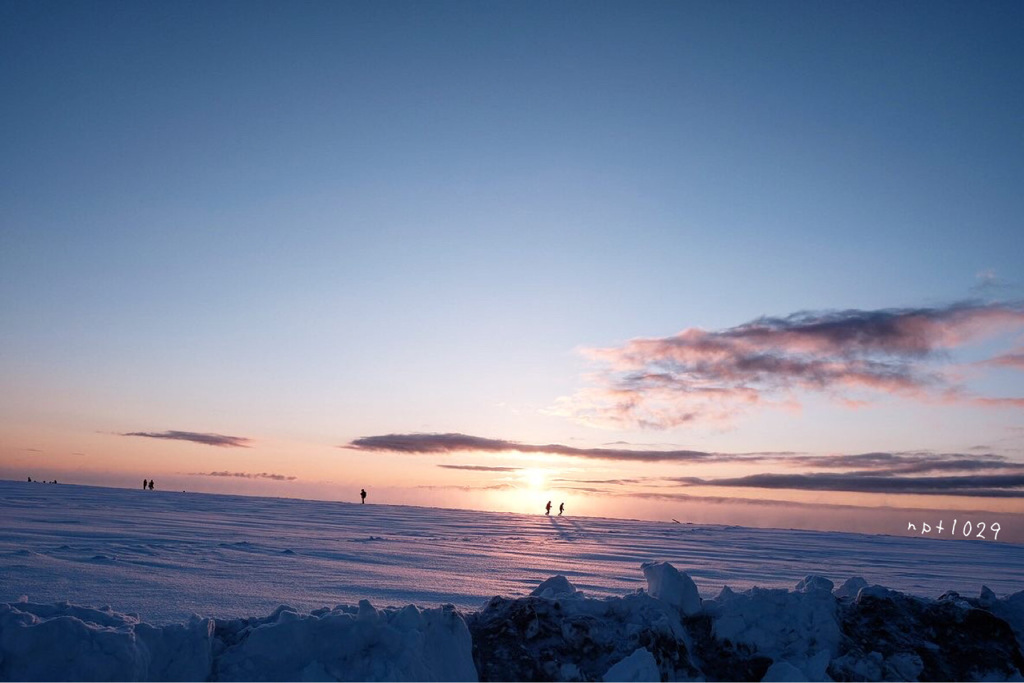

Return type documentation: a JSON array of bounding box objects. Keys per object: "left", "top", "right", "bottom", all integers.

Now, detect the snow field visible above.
[
  {"left": 2, "top": 481, "right": 1021, "bottom": 624},
  {"left": 2, "top": 481, "right": 1023, "bottom": 680}
]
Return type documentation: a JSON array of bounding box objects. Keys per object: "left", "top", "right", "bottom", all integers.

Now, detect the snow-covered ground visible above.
[
  {"left": 1, "top": 480, "right": 1023, "bottom": 681},
  {"left": 1, "top": 480, "right": 1019, "bottom": 622}
]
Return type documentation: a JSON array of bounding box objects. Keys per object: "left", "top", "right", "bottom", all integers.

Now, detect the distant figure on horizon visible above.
[
  {"left": 148, "top": 480, "right": 154, "bottom": 491},
  {"left": 143, "top": 479, "right": 148, "bottom": 490},
  {"left": 559, "top": 502, "right": 564, "bottom": 516},
  {"left": 545, "top": 501, "right": 552, "bottom": 515},
  {"left": 27, "top": 477, "right": 31, "bottom": 482},
  {"left": 360, "top": 488, "right": 366, "bottom": 504}
]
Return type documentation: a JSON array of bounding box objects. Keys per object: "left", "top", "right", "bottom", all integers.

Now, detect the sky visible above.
[{"left": 2, "top": 1, "right": 1023, "bottom": 536}]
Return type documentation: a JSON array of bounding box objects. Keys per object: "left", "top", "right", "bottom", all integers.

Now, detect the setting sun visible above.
[{"left": 520, "top": 468, "right": 548, "bottom": 490}]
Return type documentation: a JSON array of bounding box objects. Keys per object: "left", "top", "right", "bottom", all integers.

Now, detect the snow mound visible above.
[
  {"left": 531, "top": 575, "right": 582, "bottom": 600},
  {"left": 855, "top": 584, "right": 902, "bottom": 602},
  {"left": 0, "top": 601, "right": 214, "bottom": 681},
  {"left": 834, "top": 586, "right": 1024, "bottom": 681},
  {"left": 794, "top": 575, "right": 834, "bottom": 594},
  {"left": 833, "top": 576, "right": 868, "bottom": 600},
  {"left": 0, "top": 600, "right": 475, "bottom": 682},
  {"left": 705, "top": 578, "right": 840, "bottom": 680},
  {"left": 214, "top": 601, "right": 475, "bottom": 681},
  {"left": 641, "top": 561, "right": 702, "bottom": 616},
  {"left": 470, "top": 579, "right": 698, "bottom": 681},
  {"left": 602, "top": 647, "right": 660, "bottom": 682},
  {"left": 472, "top": 564, "right": 1024, "bottom": 682},
  {"left": 981, "top": 588, "right": 1024, "bottom": 653}
]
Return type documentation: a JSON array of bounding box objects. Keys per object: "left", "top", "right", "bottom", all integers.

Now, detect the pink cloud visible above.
[
  {"left": 973, "top": 397, "right": 1024, "bottom": 408},
  {"left": 558, "top": 302, "right": 1024, "bottom": 429},
  {"left": 191, "top": 471, "right": 296, "bottom": 481},
  {"left": 985, "top": 349, "right": 1024, "bottom": 371}
]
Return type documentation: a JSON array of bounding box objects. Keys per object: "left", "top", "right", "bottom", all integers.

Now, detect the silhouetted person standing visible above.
[
  {"left": 149, "top": 480, "right": 154, "bottom": 491},
  {"left": 545, "top": 500, "right": 552, "bottom": 515},
  {"left": 143, "top": 479, "right": 148, "bottom": 490},
  {"left": 360, "top": 488, "right": 366, "bottom": 504},
  {"left": 559, "top": 502, "right": 564, "bottom": 516}
]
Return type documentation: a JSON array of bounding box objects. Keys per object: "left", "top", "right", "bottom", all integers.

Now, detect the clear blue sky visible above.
[{"left": 2, "top": 1, "right": 1022, "bottom": 525}]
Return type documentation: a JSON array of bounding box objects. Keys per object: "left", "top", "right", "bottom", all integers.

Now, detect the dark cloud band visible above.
[
  {"left": 190, "top": 471, "right": 295, "bottom": 481},
  {"left": 672, "top": 473, "right": 1024, "bottom": 497},
  {"left": 347, "top": 433, "right": 725, "bottom": 463},
  {"left": 123, "top": 431, "right": 252, "bottom": 448},
  {"left": 437, "top": 464, "right": 522, "bottom": 472}
]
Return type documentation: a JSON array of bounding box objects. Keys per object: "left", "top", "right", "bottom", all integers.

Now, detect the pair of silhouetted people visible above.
[
  {"left": 143, "top": 479, "right": 154, "bottom": 491},
  {"left": 545, "top": 501, "right": 566, "bottom": 516},
  {"left": 360, "top": 488, "right": 366, "bottom": 504}
]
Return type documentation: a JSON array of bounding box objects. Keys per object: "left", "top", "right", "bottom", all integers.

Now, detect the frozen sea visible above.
[{"left": 1, "top": 479, "right": 1021, "bottom": 624}]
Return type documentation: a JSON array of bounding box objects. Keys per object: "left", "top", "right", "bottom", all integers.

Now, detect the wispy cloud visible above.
[
  {"left": 671, "top": 472, "right": 1024, "bottom": 497},
  {"left": 123, "top": 431, "right": 252, "bottom": 448},
  {"left": 556, "top": 485, "right": 614, "bottom": 494},
  {"left": 781, "top": 451, "right": 1020, "bottom": 475},
  {"left": 190, "top": 471, "right": 296, "bottom": 481},
  {"left": 985, "top": 349, "right": 1024, "bottom": 371},
  {"left": 347, "top": 433, "right": 739, "bottom": 463},
  {"left": 416, "top": 483, "right": 514, "bottom": 491},
  {"left": 552, "top": 301, "right": 1024, "bottom": 429},
  {"left": 552, "top": 477, "right": 647, "bottom": 486},
  {"left": 971, "top": 269, "right": 1021, "bottom": 297},
  {"left": 972, "top": 397, "right": 1024, "bottom": 408},
  {"left": 437, "top": 464, "right": 522, "bottom": 472}
]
